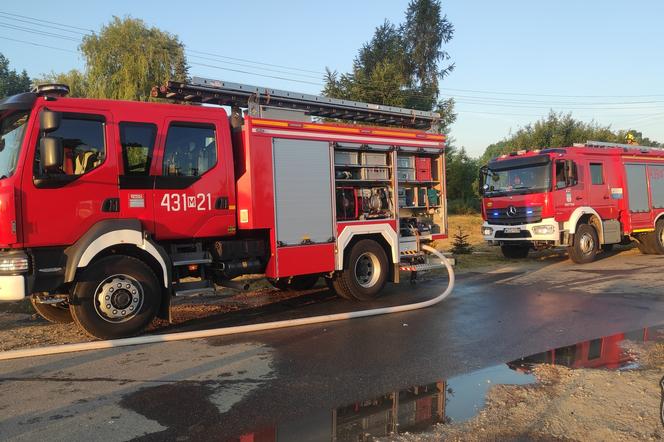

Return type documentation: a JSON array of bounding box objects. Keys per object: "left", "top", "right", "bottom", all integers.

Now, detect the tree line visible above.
[{"left": 1, "top": 6, "right": 660, "bottom": 214}]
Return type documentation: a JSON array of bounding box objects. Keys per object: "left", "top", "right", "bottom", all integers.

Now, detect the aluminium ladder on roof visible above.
[
  {"left": 582, "top": 140, "right": 664, "bottom": 152},
  {"left": 151, "top": 77, "right": 441, "bottom": 130}
]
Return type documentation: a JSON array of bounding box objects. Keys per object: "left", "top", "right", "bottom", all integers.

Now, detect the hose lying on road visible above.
[{"left": 0, "top": 245, "right": 454, "bottom": 361}]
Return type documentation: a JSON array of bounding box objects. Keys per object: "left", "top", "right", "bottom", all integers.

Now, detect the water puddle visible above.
[{"left": 226, "top": 325, "right": 661, "bottom": 441}]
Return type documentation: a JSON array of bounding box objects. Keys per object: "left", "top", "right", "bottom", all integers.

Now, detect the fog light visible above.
[
  {"left": 532, "top": 225, "right": 555, "bottom": 235},
  {"left": 482, "top": 227, "right": 494, "bottom": 236},
  {"left": 0, "top": 254, "right": 29, "bottom": 274}
]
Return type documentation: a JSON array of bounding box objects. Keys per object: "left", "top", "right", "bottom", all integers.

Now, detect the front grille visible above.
[
  {"left": 487, "top": 206, "right": 542, "bottom": 225},
  {"left": 495, "top": 230, "right": 532, "bottom": 239}
]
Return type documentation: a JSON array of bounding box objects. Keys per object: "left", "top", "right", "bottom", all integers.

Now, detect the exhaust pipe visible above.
[{"left": 217, "top": 280, "right": 250, "bottom": 291}]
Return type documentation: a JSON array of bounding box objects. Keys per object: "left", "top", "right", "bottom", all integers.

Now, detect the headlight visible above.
[
  {"left": 482, "top": 227, "right": 494, "bottom": 236},
  {"left": 0, "top": 252, "right": 29, "bottom": 274},
  {"left": 532, "top": 225, "right": 555, "bottom": 235}
]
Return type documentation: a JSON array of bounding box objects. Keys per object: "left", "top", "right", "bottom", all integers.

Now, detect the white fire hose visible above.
[{"left": 0, "top": 245, "right": 454, "bottom": 361}]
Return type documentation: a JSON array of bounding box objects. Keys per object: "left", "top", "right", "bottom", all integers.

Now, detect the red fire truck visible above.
[
  {"left": 0, "top": 78, "right": 448, "bottom": 339},
  {"left": 480, "top": 142, "right": 664, "bottom": 263}
]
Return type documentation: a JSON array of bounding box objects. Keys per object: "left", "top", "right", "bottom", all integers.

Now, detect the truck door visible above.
[
  {"left": 117, "top": 121, "right": 160, "bottom": 233},
  {"left": 587, "top": 161, "right": 615, "bottom": 218},
  {"left": 21, "top": 107, "right": 119, "bottom": 247},
  {"left": 152, "top": 118, "right": 236, "bottom": 240}
]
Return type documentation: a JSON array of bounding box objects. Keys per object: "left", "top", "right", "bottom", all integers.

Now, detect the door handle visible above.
[
  {"left": 575, "top": 196, "right": 583, "bottom": 200},
  {"left": 102, "top": 198, "right": 120, "bottom": 212},
  {"left": 215, "top": 196, "right": 229, "bottom": 210},
  {"left": 603, "top": 196, "right": 610, "bottom": 200}
]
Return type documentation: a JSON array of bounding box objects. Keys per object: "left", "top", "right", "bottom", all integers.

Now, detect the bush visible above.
[{"left": 447, "top": 198, "right": 480, "bottom": 215}]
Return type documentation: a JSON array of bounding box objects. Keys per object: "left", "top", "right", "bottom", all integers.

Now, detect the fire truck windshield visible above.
[
  {"left": 0, "top": 110, "right": 29, "bottom": 179},
  {"left": 483, "top": 163, "right": 551, "bottom": 197}
]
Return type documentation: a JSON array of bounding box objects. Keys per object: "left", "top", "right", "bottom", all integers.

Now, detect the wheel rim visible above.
[
  {"left": 659, "top": 228, "right": 664, "bottom": 247},
  {"left": 354, "top": 252, "right": 381, "bottom": 288},
  {"left": 94, "top": 274, "right": 144, "bottom": 323},
  {"left": 579, "top": 233, "right": 595, "bottom": 255}
]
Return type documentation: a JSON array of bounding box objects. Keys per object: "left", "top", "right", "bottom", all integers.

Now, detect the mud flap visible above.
[{"left": 157, "top": 288, "right": 172, "bottom": 322}]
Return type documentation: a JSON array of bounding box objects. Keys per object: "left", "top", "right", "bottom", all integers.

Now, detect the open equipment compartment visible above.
[
  {"left": 397, "top": 147, "right": 446, "bottom": 241},
  {"left": 334, "top": 143, "right": 395, "bottom": 222}
]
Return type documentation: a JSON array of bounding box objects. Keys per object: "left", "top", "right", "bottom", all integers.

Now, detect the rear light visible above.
[{"left": 0, "top": 252, "right": 29, "bottom": 274}]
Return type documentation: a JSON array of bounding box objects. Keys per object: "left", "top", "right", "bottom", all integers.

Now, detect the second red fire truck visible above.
[
  {"left": 480, "top": 142, "right": 664, "bottom": 263},
  {"left": 0, "top": 78, "right": 448, "bottom": 339}
]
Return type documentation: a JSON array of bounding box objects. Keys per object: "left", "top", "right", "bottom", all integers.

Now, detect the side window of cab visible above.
[
  {"left": 34, "top": 113, "right": 106, "bottom": 177},
  {"left": 162, "top": 124, "right": 217, "bottom": 177}
]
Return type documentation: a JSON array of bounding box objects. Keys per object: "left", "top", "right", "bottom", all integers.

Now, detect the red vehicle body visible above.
[
  {"left": 0, "top": 80, "right": 447, "bottom": 338},
  {"left": 480, "top": 143, "right": 664, "bottom": 263}
]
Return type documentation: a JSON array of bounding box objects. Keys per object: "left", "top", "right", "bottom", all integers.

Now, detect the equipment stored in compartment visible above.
[
  {"left": 361, "top": 167, "right": 390, "bottom": 180},
  {"left": 397, "top": 169, "right": 416, "bottom": 182},
  {"left": 362, "top": 152, "right": 388, "bottom": 166},
  {"left": 336, "top": 187, "right": 360, "bottom": 220},
  {"left": 335, "top": 151, "right": 359, "bottom": 165}
]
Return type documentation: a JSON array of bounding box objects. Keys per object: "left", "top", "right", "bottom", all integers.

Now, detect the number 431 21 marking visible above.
[{"left": 160, "top": 193, "right": 212, "bottom": 212}]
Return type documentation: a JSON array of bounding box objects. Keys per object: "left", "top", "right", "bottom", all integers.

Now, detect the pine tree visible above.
[{"left": 451, "top": 226, "right": 472, "bottom": 254}]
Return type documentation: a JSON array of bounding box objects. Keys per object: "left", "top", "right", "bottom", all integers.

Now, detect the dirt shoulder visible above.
[{"left": 388, "top": 341, "right": 664, "bottom": 442}]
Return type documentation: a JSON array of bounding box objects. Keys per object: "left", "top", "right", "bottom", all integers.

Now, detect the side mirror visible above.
[
  {"left": 40, "top": 109, "right": 61, "bottom": 133},
  {"left": 565, "top": 160, "right": 578, "bottom": 186},
  {"left": 39, "top": 137, "right": 64, "bottom": 172},
  {"left": 478, "top": 166, "right": 487, "bottom": 195}
]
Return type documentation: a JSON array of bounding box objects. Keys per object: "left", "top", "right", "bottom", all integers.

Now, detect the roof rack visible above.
[
  {"left": 581, "top": 140, "right": 664, "bottom": 152},
  {"left": 151, "top": 77, "right": 440, "bottom": 129}
]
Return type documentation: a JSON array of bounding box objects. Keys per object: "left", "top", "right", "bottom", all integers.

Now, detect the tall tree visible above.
[
  {"left": 80, "top": 17, "right": 188, "bottom": 101},
  {"left": 0, "top": 53, "right": 31, "bottom": 98},
  {"left": 324, "top": 0, "right": 456, "bottom": 132}
]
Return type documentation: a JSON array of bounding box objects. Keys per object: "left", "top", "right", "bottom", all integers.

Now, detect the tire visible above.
[
  {"left": 30, "top": 297, "right": 73, "bottom": 324},
  {"left": 653, "top": 221, "right": 664, "bottom": 254},
  {"left": 269, "top": 274, "right": 320, "bottom": 291},
  {"left": 325, "top": 275, "right": 354, "bottom": 300},
  {"left": 331, "top": 239, "right": 389, "bottom": 301},
  {"left": 635, "top": 232, "right": 658, "bottom": 255},
  {"left": 568, "top": 224, "right": 599, "bottom": 264},
  {"left": 500, "top": 244, "right": 529, "bottom": 259},
  {"left": 69, "top": 255, "right": 161, "bottom": 340}
]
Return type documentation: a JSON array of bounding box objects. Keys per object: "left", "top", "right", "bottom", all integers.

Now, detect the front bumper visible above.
[
  {"left": 0, "top": 275, "right": 25, "bottom": 301},
  {"left": 482, "top": 217, "right": 561, "bottom": 245}
]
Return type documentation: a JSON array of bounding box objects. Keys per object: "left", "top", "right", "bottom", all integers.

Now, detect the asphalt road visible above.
[{"left": 1, "top": 251, "right": 664, "bottom": 441}]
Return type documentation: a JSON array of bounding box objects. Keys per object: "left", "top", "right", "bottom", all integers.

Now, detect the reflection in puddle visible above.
[{"left": 228, "top": 326, "right": 658, "bottom": 442}]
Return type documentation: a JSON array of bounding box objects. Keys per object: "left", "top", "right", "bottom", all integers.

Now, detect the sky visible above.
[{"left": 1, "top": 0, "right": 663, "bottom": 157}]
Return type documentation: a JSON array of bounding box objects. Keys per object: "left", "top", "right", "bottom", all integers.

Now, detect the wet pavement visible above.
[{"left": 1, "top": 252, "right": 664, "bottom": 441}]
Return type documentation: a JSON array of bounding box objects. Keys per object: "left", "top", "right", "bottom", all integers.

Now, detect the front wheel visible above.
[
  {"left": 30, "top": 297, "right": 73, "bottom": 324},
  {"left": 500, "top": 244, "right": 529, "bottom": 259},
  {"left": 568, "top": 224, "right": 599, "bottom": 264},
  {"left": 331, "top": 239, "right": 388, "bottom": 301},
  {"left": 69, "top": 255, "right": 161, "bottom": 339}
]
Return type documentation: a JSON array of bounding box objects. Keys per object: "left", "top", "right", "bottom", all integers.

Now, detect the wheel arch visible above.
[
  {"left": 654, "top": 212, "right": 664, "bottom": 226},
  {"left": 64, "top": 219, "right": 171, "bottom": 288},
  {"left": 565, "top": 207, "right": 604, "bottom": 243},
  {"left": 336, "top": 224, "right": 398, "bottom": 271}
]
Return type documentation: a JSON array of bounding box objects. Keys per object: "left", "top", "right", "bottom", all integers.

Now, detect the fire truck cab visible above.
[
  {"left": 0, "top": 79, "right": 448, "bottom": 339},
  {"left": 480, "top": 142, "right": 664, "bottom": 263}
]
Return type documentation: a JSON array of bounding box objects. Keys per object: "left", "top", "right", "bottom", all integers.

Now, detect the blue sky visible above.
[{"left": 1, "top": 0, "right": 663, "bottom": 157}]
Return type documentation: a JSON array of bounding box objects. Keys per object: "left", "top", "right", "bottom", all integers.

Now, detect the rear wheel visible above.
[
  {"left": 332, "top": 239, "right": 388, "bottom": 301},
  {"left": 69, "top": 255, "right": 161, "bottom": 340},
  {"left": 269, "top": 274, "right": 320, "bottom": 291},
  {"left": 500, "top": 244, "right": 529, "bottom": 259},
  {"left": 653, "top": 221, "right": 664, "bottom": 254},
  {"left": 568, "top": 224, "right": 599, "bottom": 264},
  {"left": 30, "top": 297, "right": 72, "bottom": 324}
]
